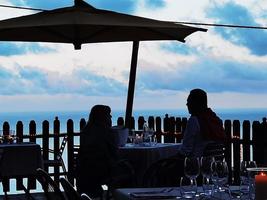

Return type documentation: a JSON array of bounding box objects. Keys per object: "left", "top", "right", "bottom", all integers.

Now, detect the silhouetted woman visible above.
[
  {"left": 76, "top": 105, "right": 117, "bottom": 198},
  {"left": 180, "top": 88, "right": 226, "bottom": 157}
]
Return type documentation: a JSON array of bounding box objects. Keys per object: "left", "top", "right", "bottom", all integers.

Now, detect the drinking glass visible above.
[
  {"left": 215, "top": 160, "right": 229, "bottom": 190},
  {"left": 246, "top": 161, "right": 257, "bottom": 200},
  {"left": 201, "top": 156, "right": 214, "bottom": 196},
  {"left": 240, "top": 161, "right": 250, "bottom": 196},
  {"left": 149, "top": 134, "right": 157, "bottom": 146},
  {"left": 212, "top": 160, "right": 230, "bottom": 198},
  {"left": 202, "top": 176, "right": 214, "bottom": 196},
  {"left": 184, "top": 157, "right": 200, "bottom": 180},
  {"left": 180, "top": 176, "right": 198, "bottom": 199}
]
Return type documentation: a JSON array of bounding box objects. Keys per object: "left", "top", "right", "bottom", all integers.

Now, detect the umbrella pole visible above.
[{"left": 125, "top": 41, "right": 140, "bottom": 129}]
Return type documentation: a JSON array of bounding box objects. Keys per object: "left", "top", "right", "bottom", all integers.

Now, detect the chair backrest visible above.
[
  {"left": 203, "top": 142, "right": 225, "bottom": 161},
  {"left": 58, "top": 136, "right": 68, "bottom": 158},
  {"left": 36, "top": 168, "right": 65, "bottom": 200},
  {"left": 60, "top": 177, "right": 80, "bottom": 200},
  {"left": 73, "top": 144, "right": 80, "bottom": 176},
  {"left": 142, "top": 157, "right": 184, "bottom": 187},
  {"left": 80, "top": 193, "right": 92, "bottom": 200}
]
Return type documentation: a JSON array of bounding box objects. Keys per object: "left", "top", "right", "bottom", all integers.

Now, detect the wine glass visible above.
[
  {"left": 184, "top": 157, "right": 200, "bottom": 180},
  {"left": 247, "top": 161, "right": 257, "bottom": 200},
  {"left": 180, "top": 176, "right": 198, "bottom": 199},
  {"left": 201, "top": 156, "right": 215, "bottom": 196},
  {"left": 211, "top": 159, "right": 230, "bottom": 199},
  {"left": 240, "top": 161, "right": 250, "bottom": 195}
]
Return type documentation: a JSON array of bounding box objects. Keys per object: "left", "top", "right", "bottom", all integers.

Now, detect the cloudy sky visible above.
[{"left": 0, "top": 0, "right": 267, "bottom": 112}]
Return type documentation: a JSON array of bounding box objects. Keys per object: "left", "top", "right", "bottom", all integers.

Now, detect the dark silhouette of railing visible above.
[{"left": 1, "top": 115, "right": 267, "bottom": 191}]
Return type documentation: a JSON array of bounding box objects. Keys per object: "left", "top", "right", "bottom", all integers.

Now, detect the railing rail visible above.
[{"left": 1, "top": 115, "right": 267, "bottom": 191}]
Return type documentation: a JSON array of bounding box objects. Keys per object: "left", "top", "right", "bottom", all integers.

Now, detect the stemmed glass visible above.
[
  {"left": 184, "top": 157, "right": 200, "bottom": 180},
  {"left": 181, "top": 157, "right": 200, "bottom": 198},
  {"left": 240, "top": 161, "right": 250, "bottom": 196},
  {"left": 246, "top": 161, "right": 257, "bottom": 200},
  {"left": 211, "top": 159, "right": 230, "bottom": 198},
  {"left": 200, "top": 156, "right": 215, "bottom": 196}
]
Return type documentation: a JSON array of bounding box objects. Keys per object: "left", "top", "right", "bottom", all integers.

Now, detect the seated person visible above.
[
  {"left": 180, "top": 88, "right": 226, "bottom": 157},
  {"left": 143, "top": 89, "right": 226, "bottom": 187},
  {"left": 76, "top": 105, "right": 134, "bottom": 199}
]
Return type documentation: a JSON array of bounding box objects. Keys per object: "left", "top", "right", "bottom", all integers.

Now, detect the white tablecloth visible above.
[{"left": 118, "top": 143, "right": 181, "bottom": 185}]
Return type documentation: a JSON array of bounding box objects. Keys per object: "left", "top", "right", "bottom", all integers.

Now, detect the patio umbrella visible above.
[{"left": 0, "top": 0, "right": 206, "bottom": 127}]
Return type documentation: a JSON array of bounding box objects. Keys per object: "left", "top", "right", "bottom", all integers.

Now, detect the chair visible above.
[
  {"left": 80, "top": 193, "right": 92, "bottom": 200},
  {"left": 43, "top": 136, "right": 68, "bottom": 176},
  {"left": 203, "top": 142, "right": 225, "bottom": 160},
  {"left": 73, "top": 144, "right": 135, "bottom": 200},
  {"left": 36, "top": 168, "right": 65, "bottom": 200},
  {"left": 142, "top": 157, "right": 184, "bottom": 187},
  {"left": 73, "top": 144, "right": 80, "bottom": 175},
  {"left": 106, "top": 159, "right": 136, "bottom": 199},
  {"left": 60, "top": 177, "right": 81, "bottom": 200}
]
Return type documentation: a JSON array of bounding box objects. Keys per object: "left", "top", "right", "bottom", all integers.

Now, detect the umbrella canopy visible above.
[{"left": 0, "top": 0, "right": 206, "bottom": 127}]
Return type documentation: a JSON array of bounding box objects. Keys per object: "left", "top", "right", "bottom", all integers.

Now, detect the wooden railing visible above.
[{"left": 1, "top": 115, "right": 267, "bottom": 191}]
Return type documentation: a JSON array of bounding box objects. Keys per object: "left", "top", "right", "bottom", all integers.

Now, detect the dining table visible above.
[
  {"left": 118, "top": 143, "right": 181, "bottom": 185},
  {"left": 114, "top": 186, "right": 241, "bottom": 200},
  {"left": 0, "top": 142, "right": 43, "bottom": 197}
]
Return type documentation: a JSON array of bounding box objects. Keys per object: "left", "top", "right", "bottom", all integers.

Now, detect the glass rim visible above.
[{"left": 247, "top": 167, "right": 267, "bottom": 172}]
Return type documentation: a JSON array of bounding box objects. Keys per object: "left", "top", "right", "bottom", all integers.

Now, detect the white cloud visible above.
[
  {"left": 0, "top": 0, "right": 267, "bottom": 112},
  {"left": 0, "top": 94, "right": 127, "bottom": 112},
  {"left": 135, "top": 0, "right": 211, "bottom": 22},
  {"left": 0, "top": 0, "right": 35, "bottom": 20}
]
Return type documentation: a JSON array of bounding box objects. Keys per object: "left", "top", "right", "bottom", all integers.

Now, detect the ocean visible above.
[{"left": 0, "top": 108, "right": 267, "bottom": 134}]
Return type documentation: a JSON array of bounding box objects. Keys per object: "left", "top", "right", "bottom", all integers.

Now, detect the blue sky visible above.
[{"left": 0, "top": 0, "right": 267, "bottom": 112}]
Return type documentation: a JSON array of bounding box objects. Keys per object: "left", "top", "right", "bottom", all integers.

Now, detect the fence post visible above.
[
  {"left": 175, "top": 117, "right": 182, "bottom": 143},
  {"left": 233, "top": 120, "right": 241, "bottom": 185},
  {"left": 53, "top": 117, "right": 60, "bottom": 184},
  {"left": 148, "top": 116, "right": 155, "bottom": 131},
  {"left": 138, "top": 116, "right": 145, "bottom": 130},
  {"left": 163, "top": 114, "right": 170, "bottom": 143},
  {"left": 80, "top": 118, "right": 86, "bottom": 131},
  {"left": 16, "top": 121, "right": 24, "bottom": 190},
  {"left": 16, "top": 121, "right": 23, "bottom": 143},
  {"left": 42, "top": 120, "right": 49, "bottom": 173},
  {"left": 3, "top": 121, "right": 10, "bottom": 136},
  {"left": 224, "top": 120, "right": 232, "bottom": 185},
  {"left": 181, "top": 117, "right": 187, "bottom": 135},
  {"left": 253, "top": 121, "right": 264, "bottom": 166},
  {"left": 2, "top": 122, "right": 10, "bottom": 192},
  {"left": 29, "top": 119, "right": 37, "bottom": 189},
  {"left": 130, "top": 116, "right": 135, "bottom": 130},
  {"left": 261, "top": 118, "right": 267, "bottom": 164},
  {"left": 67, "top": 119, "right": 75, "bottom": 184},
  {"left": 28, "top": 120, "right": 37, "bottom": 190},
  {"left": 163, "top": 114, "right": 170, "bottom": 133},
  {"left": 165, "top": 116, "right": 175, "bottom": 143},
  {"left": 242, "top": 120, "right": 250, "bottom": 161},
  {"left": 155, "top": 117, "right": 162, "bottom": 143}
]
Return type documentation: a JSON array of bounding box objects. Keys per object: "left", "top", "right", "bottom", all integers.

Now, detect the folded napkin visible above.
[{"left": 130, "top": 190, "right": 178, "bottom": 199}]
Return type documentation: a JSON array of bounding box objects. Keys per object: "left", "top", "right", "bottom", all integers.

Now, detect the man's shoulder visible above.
[{"left": 188, "top": 116, "right": 198, "bottom": 123}]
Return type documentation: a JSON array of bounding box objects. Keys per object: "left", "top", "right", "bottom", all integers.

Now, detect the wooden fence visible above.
[{"left": 1, "top": 115, "right": 267, "bottom": 192}]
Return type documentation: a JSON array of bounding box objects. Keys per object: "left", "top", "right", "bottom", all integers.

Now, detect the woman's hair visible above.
[{"left": 87, "top": 104, "right": 111, "bottom": 128}]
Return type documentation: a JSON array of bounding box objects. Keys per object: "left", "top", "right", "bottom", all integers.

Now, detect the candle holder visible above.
[{"left": 247, "top": 167, "right": 267, "bottom": 200}]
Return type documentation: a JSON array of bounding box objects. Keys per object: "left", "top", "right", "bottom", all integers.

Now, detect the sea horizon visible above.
[{"left": 0, "top": 107, "right": 266, "bottom": 134}]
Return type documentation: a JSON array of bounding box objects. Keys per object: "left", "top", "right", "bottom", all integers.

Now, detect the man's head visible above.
[{"left": 187, "top": 88, "right": 208, "bottom": 115}]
